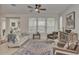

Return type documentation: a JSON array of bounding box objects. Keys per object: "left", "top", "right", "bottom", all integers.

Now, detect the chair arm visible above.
[{"left": 53, "top": 47, "right": 78, "bottom": 54}]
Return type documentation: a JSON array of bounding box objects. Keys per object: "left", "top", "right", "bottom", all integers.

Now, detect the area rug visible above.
[{"left": 14, "top": 40, "right": 53, "bottom": 55}]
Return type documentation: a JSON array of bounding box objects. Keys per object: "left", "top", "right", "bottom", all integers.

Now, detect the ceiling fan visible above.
[
  {"left": 11, "top": 4, "right": 16, "bottom": 7},
  {"left": 27, "top": 4, "right": 46, "bottom": 13}
]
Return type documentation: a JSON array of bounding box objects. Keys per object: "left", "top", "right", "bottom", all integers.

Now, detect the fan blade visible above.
[
  {"left": 40, "top": 8, "right": 46, "bottom": 10},
  {"left": 27, "top": 6, "right": 33, "bottom": 8},
  {"left": 38, "top": 4, "right": 41, "bottom": 7}
]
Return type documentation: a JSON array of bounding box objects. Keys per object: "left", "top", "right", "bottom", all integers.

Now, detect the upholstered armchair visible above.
[{"left": 47, "top": 32, "right": 58, "bottom": 40}]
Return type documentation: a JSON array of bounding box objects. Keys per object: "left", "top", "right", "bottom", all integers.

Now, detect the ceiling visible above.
[{"left": 0, "top": 4, "right": 73, "bottom": 15}]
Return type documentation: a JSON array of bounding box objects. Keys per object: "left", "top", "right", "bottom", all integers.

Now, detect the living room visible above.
[{"left": 0, "top": 4, "right": 79, "bottom": 55}]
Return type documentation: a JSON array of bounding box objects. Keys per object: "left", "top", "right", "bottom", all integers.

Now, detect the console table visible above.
[{"left": 33, "top": 32, "right": 40, "bottom": 39}]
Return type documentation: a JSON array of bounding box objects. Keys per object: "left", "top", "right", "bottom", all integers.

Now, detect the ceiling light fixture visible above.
[{"left": 35, "top": 8, "right": 39, "bottom": 12}]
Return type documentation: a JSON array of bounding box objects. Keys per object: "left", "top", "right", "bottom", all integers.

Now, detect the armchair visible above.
[{"left": 47, "top": 32, "right": 58, "bottom": 40}]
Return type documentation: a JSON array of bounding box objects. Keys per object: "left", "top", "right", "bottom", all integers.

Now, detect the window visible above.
[
  {"left": 38, "top": 18, "right": 45, "bottom": 33},
  {"left": 59, "top": 16, "right": 63, "bottom": 31},
  {"left": 29, "top": 17, "right": 58, "bottom": 34},
  {"left": 29, "top": 18, "right": 37, "bottom": 33},
  {"left": 47, "top": 18, "right": 56, "bottom": 33}
]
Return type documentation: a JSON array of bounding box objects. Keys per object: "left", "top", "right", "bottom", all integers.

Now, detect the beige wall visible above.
[
  {"left": 0, "top": 14, "right": 28, "bottom": 34},
  {"left": 61, "top": 5, "right": 79, "bottom": 39},
  {"left": 0, "top": 13, "right": 60, "bottom": 35},
  {"left": 0, "top": 17, "right": 1, "bottom": 37}
]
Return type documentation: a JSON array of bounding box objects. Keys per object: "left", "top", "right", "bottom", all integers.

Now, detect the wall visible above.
[
  {"left": 0, "top": 5, "right": 2, "bottom": 36},
  {"left": 61, "top": 5, "right": 79, "bottom": 39},
  {"left": 0, "top": 13, "right": 60, "bottom": 35},
  {"left": 0, "top": 17, "right": 1, "bottom": 37},
  {"left": 0, "top": 14, "right": 28, "bottom": 34}
]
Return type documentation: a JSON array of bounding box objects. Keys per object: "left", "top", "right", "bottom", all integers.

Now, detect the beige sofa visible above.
[{"left": 53, "top": 31, "right": 79, "bottom": 55}]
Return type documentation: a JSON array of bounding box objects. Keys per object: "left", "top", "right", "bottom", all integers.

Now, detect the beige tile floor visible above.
[
  {"left": 0, "top": 36, "right": 55, "bottom": 55},
  {"left": 0, "top": 36, "right": 29, "bottom": 55},
  {"left": 0, "top": 43, "right": 19, "bottom": 55}
]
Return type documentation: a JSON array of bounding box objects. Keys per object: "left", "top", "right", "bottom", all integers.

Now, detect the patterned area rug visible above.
[{"left": 14, "top": 40, "right": 53, "bottom": 55}]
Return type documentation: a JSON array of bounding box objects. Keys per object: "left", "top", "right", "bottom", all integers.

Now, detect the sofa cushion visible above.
[
  {"left": 57, "top": 42, "right": 65, "bottom": 48},
  {"left": 68, "top": 43, "right": 76, "bottom": 50}
]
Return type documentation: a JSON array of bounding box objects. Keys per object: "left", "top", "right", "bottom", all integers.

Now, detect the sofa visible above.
[{"left": 53, "top": 31, "right": 79, "bottom": 55}]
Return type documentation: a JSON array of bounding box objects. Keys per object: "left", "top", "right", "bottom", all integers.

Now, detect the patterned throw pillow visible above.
[
  {"left": 68, "top": 43, "right": 76, "bottom": 50},
  {"left": 64, "top": 43, "right": 69, "bottom": 49},
  {"left": 64, "top": 42, "right": 77, "bottom": 50}
]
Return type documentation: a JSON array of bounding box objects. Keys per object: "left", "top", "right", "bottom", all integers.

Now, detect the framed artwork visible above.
[
  {"left": 10, "top": 20, "right": 17, "bottom": 28},
  {"left": 11, "top": 22, "right": 16, "bottom": 27},
  {"left": 66, "top": 11, "right": 75, "bottom": 29}
]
